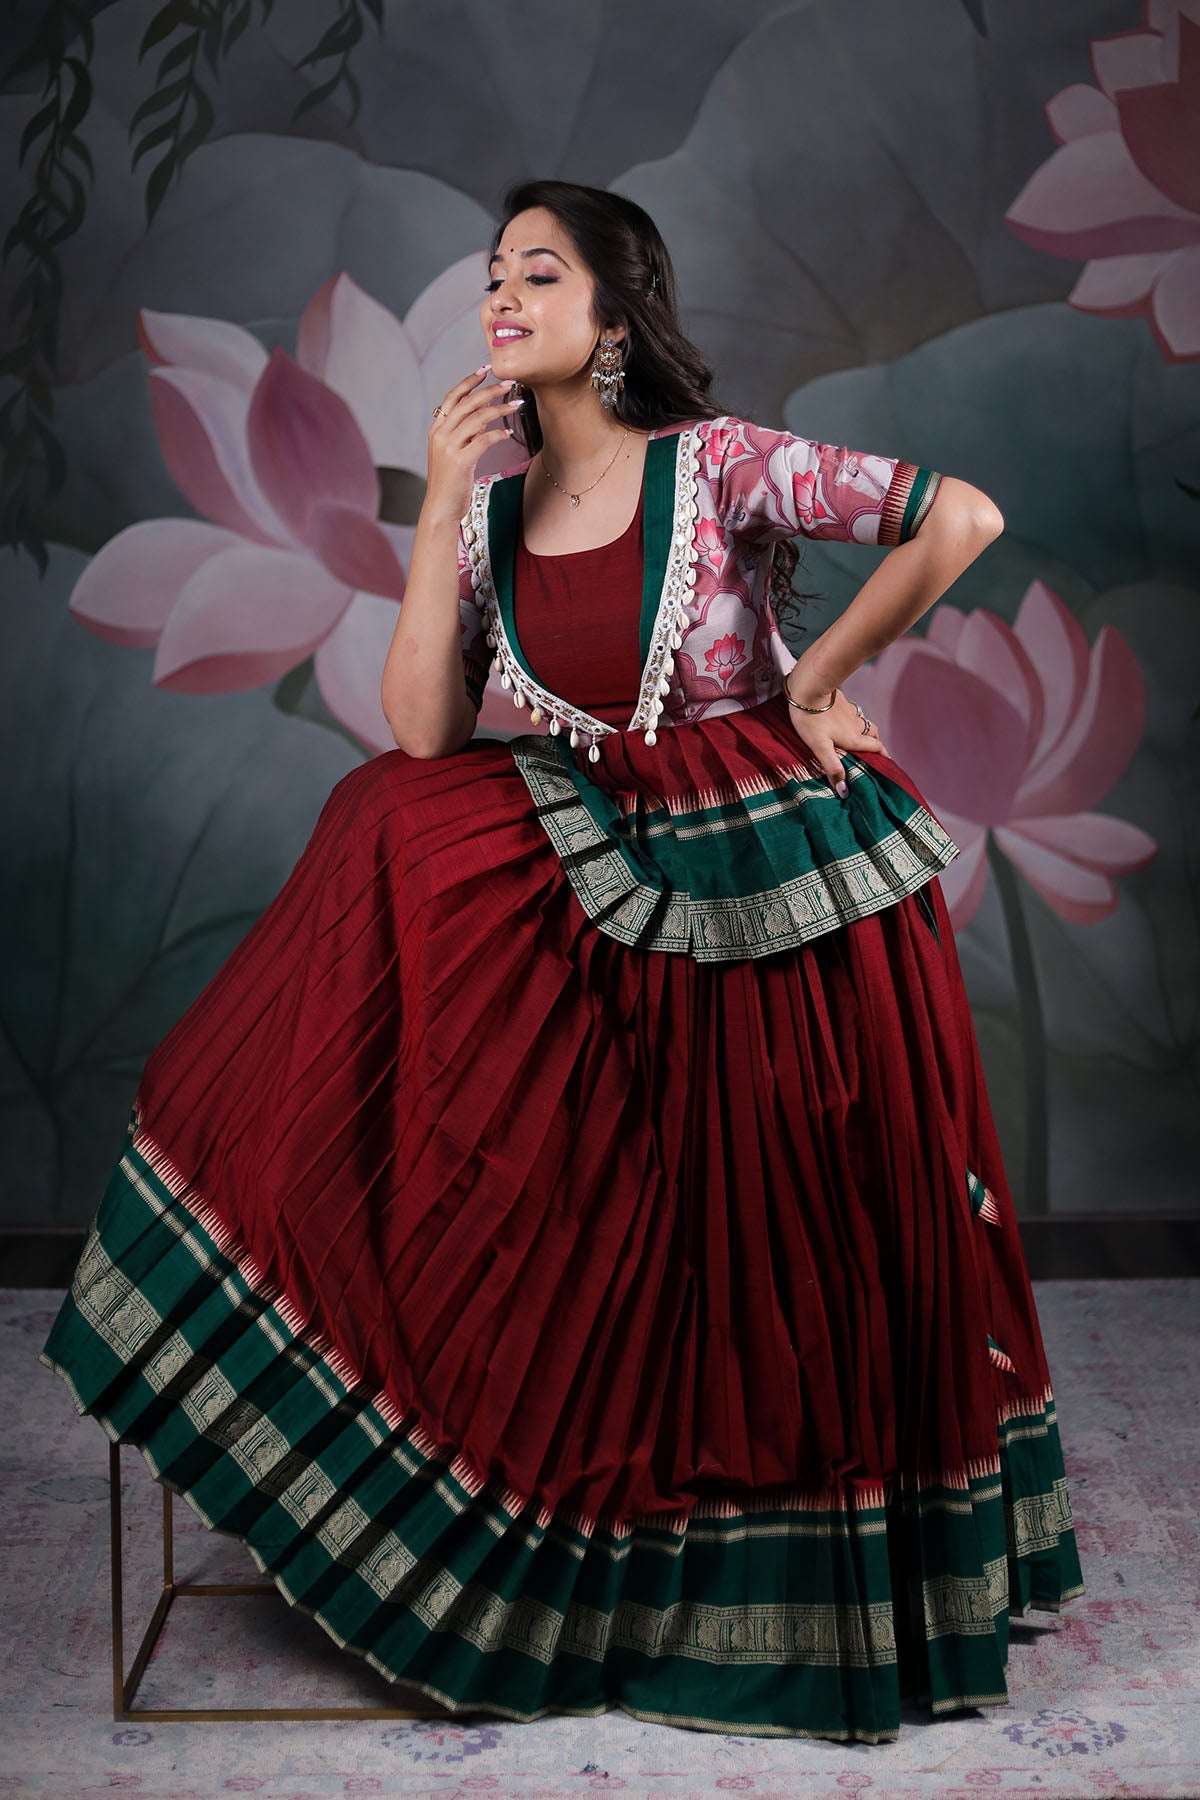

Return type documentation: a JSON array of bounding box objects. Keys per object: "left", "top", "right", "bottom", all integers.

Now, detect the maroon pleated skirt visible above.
[{"left": 131, "top": 702, "right": 1059, "bottom": 1530}]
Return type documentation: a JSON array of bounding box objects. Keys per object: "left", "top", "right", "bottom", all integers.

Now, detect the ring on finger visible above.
[
  {"left": 860, "top": 714, "right": 873, "bottom": 734},
  {"left": 431, "top": 403, "right": 445, "bottom": 419}
]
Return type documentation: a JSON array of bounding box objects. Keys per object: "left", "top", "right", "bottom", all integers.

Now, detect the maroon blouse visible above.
[{"left": 511, "top": 486, "right": 646, "bottom": 729}]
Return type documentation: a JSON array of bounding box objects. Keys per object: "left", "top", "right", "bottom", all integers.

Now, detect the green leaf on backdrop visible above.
[{"left": 1, "top": 546, "right": 362, "bottom": 1227}]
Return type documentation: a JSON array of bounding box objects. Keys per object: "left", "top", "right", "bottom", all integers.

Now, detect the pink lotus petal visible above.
[
  {"left": 883, "top": 644, "right": 1030, "bottom": 826},
  {"left": 953, "top": 609, "right": 1045, "bottom": 761},
  {"left": 1117, "top": 17, "right": 1200, "bottom": 213},
  {"left": 137, "top": 308, "right": 267, "bottom": 391},
  {"left": 857, "top": 632, "right": 956, "bottom": 753},
  {"left": 930, "top": 815, "right": 988, "bottom": 930},
  {"left": 1046, "top": 81, "right": 1119, "bottom": 143},
  {"left": 153, "top": 543, "right": 352, "bottom": 693},
  {"left": 924, "top": 604, "right": 968, "bottom": 657},
  {"left": 1150, "top": 243, "right": 1200, "bottom": 358},
  {"left": 1012, "top": 583, "right": 1091, "bottom": 768},
  {"left": 245, "top": 349, "right": 379, "bottom": 549},
  {"left": 1092, "top": 27, "right": 1174, "bottom": 103},
  {"left": 476, "top": 672, "right": 541, "bottom": 740},
  {"left": 308, "top": 500, "right": 408, "bottom": 602},
  {"left": 1013, "top": 626, "right": 1146, "bottom": 817},
  {"left": 1005, "top": 130, "right": 1200, "bottom": 261},
  {"left": 843, "top": 635, "right": 933, "bottom": 751},
  {"left": 148, "top": 366, "right": 288, "bottom": 547},
  {"left": 297, "top": 273, "right": 425, "bottom": 472},
  {"left": 993, "top": 826, "right": 1122, "bottom": 924},
  {"left": 295, "top": 275, "right": 338, "bottom": 381},
  {"left": 1068, "top": 249, "right": 1173, "bottom": 313},
  {"left": 68, "top": 518, "right": 243, "bottom": 646},
  {"left": 1000, "top": 811, "right": 1157, "bottom": 875},
  {"left": 840, "top": 664, "right": 884, "bottom": 736},
  {"left": 402, "top": 252, "right": 526, "bottom": 470},
  {"left": 404, "top": 250, "right": 494, "bottom": 365},
  {"left": 314, "top": 591, "right": 402, "bottom": 757}
]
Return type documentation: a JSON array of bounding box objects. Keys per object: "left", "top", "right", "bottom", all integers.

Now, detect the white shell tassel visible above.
[
  {"left": 569, "top": 725, "right": 580, "bottom": 748},
  {"left": 588, "top": 738, "right": 601, "bottom": 763}
]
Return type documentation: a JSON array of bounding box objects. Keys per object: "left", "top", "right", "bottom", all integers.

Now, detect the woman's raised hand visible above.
[{"left": 424, "top": 367, "right": 525, "bottom": 529}]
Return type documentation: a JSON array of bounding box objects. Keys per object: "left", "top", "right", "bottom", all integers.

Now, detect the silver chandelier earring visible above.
[{"left": 591, "top": 336, "right": 626, "bottom": 409}]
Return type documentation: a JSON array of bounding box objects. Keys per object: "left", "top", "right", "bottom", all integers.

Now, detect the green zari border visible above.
[
  {"left": 901, "top": 467, "right": 943, "bottom": 540},
  {"left": 509, "top": 735, "right": 961, "bottom": 961},
  {"left": 39, "top": 1116, "right": 1086, "bottom": 1743}
]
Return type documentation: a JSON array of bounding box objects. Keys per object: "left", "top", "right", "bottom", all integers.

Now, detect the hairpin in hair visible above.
[{"left": 647, "top": 271, "right": 658, "bottom": 297}]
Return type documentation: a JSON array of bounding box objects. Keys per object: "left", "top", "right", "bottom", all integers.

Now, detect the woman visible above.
[{"left": 41, "top": 179, "right": 1085, "bottom": 1744}]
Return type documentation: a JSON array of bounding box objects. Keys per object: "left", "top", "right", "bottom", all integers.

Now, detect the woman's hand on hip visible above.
[{"left": 782, "top": 673, "right": 889, "bottom": 794}]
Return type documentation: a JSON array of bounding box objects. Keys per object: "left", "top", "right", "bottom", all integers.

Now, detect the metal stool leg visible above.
[{"left": 109, "top": 1440, "right": 460, "bottom": 1721}]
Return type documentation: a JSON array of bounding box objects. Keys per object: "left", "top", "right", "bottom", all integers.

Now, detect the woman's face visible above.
[{"left": 480, "top": 206, "right": 620, "bottom": 392}]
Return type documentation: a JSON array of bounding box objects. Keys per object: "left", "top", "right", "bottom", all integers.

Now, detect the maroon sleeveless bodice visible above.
[{"left": 511, "top": 485, "right": 646, "bottom": 728}]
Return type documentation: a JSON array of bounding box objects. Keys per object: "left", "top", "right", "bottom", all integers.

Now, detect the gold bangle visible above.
[{"left": 786, "top": 680, "right": 838, "bottom": 714}]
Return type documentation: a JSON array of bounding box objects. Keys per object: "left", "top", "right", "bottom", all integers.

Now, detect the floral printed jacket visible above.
[{"left": 455, "top": 413, "right": 943, "bottom": 753}]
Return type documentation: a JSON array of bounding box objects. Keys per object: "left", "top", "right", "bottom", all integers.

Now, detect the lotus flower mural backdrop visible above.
[
  {"left": 1005, "top": 2, "right": 1200, "bottom": 363},
  {"left": 2, "top": 0, "right": 1196, "bottom": 1225},
  {"left": 845, "top": 588, "right": 1158, "bottom": 1214},
  {"left": 68, "top": 274, "right": 536, "bottom": 757},
  {"left": 846, "top": 589, "right": 1157, "bottom": 934}
]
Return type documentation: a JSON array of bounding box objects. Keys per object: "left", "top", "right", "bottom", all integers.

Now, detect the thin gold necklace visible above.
[{"left": 541, "top": 428, "right": 631, "bottom": 508}]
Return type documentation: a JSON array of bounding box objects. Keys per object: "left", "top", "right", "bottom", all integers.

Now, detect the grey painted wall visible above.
[{"left": 2, "top": 0, "right": 1197, "bottom": 1223}]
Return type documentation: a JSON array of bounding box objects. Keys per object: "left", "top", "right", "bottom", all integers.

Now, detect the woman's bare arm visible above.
[
  {"left": 380, "top": 510, "right": 478, "bottom": 758},
  {"left": 787, "top": 477, "right": 1003, "bottom": 699},
  {"left": 782, "top": 476, "right": 1004, "bottom": 789}
]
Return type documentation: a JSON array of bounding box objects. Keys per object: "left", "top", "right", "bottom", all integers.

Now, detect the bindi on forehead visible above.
[{"left": 489, "top": 244, "right": 572, "bottom": 269}]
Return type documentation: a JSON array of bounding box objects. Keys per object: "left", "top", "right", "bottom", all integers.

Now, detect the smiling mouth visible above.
[{"left": 492, "top": 327, "right": 532, "bottom": 341}]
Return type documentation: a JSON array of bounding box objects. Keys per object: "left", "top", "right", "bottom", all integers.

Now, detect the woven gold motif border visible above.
[
  {"left": 44, "top": 1113, "right": 1082, "bottom": 1737},
  {"left": 510, "top": 738, "right": 960, "bottom": 960}
]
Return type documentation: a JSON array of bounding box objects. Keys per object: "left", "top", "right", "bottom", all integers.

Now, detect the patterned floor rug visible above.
[{"left": 4, "top": 1279, "right": 1196, "bottom": 1799}]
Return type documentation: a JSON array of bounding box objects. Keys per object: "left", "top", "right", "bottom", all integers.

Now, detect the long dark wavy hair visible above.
[{"left": 489, "top": 179, "right": 821, "bottom": 632}]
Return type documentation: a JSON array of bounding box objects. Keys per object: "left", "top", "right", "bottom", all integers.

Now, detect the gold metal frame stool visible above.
[{"left": 109, "top": 1440, "right": 459, "bottom": 1722}]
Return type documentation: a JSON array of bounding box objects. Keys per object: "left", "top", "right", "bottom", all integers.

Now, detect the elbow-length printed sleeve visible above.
[
  {"left": 708, "top": 415, "right": 943, "bottom": 547},
  {"left": 457, "top": 512, "right": 492, "bottom": 710}
]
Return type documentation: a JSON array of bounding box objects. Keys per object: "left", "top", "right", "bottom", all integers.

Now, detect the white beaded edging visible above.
[{"left": 628, "top": 423, "right": 703, "bottom": 745}]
